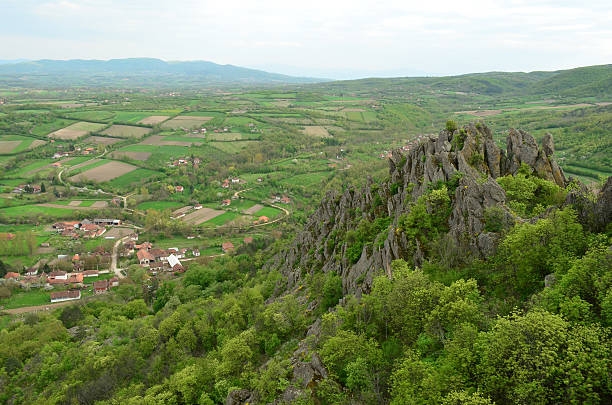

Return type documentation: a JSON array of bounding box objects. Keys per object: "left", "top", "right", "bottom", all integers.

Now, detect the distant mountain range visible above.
[
  {"left": 313, "top": 64, "right": 612, "bottom": 98},
  {"left": 0, "top": 58, "right": 610, "bottom": 96},
  {"left": 0, "top": 58, "right": 327, "bottom": 87}
]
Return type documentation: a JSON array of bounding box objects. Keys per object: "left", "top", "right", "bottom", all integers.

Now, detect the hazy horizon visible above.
[{"left": 3, "top": 0, "right": 612, "bottom": 79}]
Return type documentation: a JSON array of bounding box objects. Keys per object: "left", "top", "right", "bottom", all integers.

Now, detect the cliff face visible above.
[{"left": 267, "top": 123, "right": 568, "bottom": 295}]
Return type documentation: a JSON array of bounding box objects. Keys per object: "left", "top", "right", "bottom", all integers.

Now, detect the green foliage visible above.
[
  {"left": 399, "top": 185, "right": 451, "bottom": 249},
  {"left": 345, "top": 217, "right": 391, "bottom": 264},
  {"left": 495, "top": 208, "right": 587, "bottom": 296},
  {"left": 476, "top": 310, "right": 611, "bottom": 404},
  {"left": 497, "top": 164, "right": 566, "bottom": 217}
]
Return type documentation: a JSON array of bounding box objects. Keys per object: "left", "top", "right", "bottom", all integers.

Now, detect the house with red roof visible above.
[
  {"left": 50, "top": 290, "right": 81, "bottom": 303},
  {"left": 137, "top": 249, "right": 154, "bottom": 266},
  {"left": 222, "top": 242, "right": 234, "bottom": 253}
]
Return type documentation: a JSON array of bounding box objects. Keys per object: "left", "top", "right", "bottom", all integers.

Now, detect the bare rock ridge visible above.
[{"left": 266, "top": 123, "right": 575, "bottom": 296}]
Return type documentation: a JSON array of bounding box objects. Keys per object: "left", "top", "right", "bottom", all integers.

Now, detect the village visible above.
[{"left": 0, "top": 215, "right": 245, "bottom": 308}]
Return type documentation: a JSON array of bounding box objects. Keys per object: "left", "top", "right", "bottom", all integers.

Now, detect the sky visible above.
[{"left": 1, "top": 0, "right": 611, "bottom": 79}]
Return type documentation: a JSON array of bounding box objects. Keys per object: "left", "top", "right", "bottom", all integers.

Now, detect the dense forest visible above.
[{"left": 1, "top": 122, "right": 611, "bottom": 404}]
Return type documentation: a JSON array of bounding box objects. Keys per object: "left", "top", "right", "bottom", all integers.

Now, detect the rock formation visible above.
[{"left": 266, "top": 123, "right": 568, "bottom": 296}]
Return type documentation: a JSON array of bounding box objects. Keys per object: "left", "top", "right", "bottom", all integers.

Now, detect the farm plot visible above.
[
  {"left": 48, "top": 122, "right": 107, "bottom": 140},
  {"left": 104, "top": 227, "right": 133, "bottom": 239},
  {"left": 110, "top": 151, "right": 152, "bottom": 161},
  {"left": 107, "top": 168, "right": 159, "bottom": 188},
  {"left": 181, "top": 207, "right": 225, "bottom": 225},
  {"left": 26, "top": 157, "right": 75, "bottom": 175},
  {"left": 84, "top": 136, "right": 123, "bottom": 145},
  {"left": 138, "top": 115, "right": 170, "bottom": 125},
  {"left": 68, "top": 161, "right": 137, "bottom": 183},
  {"left": 254, "top": 206, "right": 282, "bottom": 218},
  {"left": 138, "top": 135, "right": 197, "bottom": 147},
  {"left": 210, "top": 140, "right": 259, "bottom": 154},
  {"left": 0, "top": 136, "right": 47, "bottom": 154},
  {"left": 0, "top": 141, "right": 21, "bottom": 154},
  {"left": 66, "top": 111, "right": 116, "bottom": 122},
  {"left": 208, "top": 132, "right": 244, "bottom": 141},
  {"left": 137, "top": 201, "right": 183, "bottom": 211},
  {"left": 243, "top": 203, "right": 263, "bottom": 214},
  {"left": 161, "top": 116, "right": 214, "bottom": 129},
  {"left": 100, "top": 125, "right": 151, "bottom": 139},
  {"left": 301, "top": 126, "right": 331, "bottom": 138}
]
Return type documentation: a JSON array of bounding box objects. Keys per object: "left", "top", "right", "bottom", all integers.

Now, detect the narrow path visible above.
[{"left": 111, "top": 235, "right": 131, "bottom": 279}]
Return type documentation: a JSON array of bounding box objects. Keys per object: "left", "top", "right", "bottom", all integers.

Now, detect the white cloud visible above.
[{"left": 1, "top": 0, "right": 610, "bottom": 77}]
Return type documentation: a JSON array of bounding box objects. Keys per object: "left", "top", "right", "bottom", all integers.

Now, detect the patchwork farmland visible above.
[
  {"left": 48, "top": 122, "right": 107, "bottom": 140},
  {"left": 68, "top": 160, "right": 138, "bottom": 182},
  {"left": 101, "top": 124, "right": 151, "bottom": 138},
  {"left": 161, "top": 115, "right": 213, "bottom": 129}
]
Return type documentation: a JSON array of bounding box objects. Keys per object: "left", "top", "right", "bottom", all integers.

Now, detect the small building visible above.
[
  {"left": 222, "top": 242, "right": 234, "bottom": 253},
  {"left": 93, "top": 219, "right": 121, "bottom": 226},
  {"left": 93, "top": 280, "right": 109, "bottom": 294},
  {"left": 175, "top": 186, "right": 184, "bottom": 192},
  {"left": 192, "top": 249, "right": 200, "bottom": 257},
  {"left": 49, "top": 271, "right": 68, "bottom": 280},
  {"left": 194, "top": 204, "right": 203, "bottom": 210},
  {"left": 137, "top": 249, "right": 154, "bottom": 266},
  {"left": 50, "top": 290, "right": 81, "bottom": 303},
  {"left": 4, "top": 272, "right": 20, "bottom": 280},
  {"left": 243, "top": 236, "right": 254, "bottom": 244},
  {"left": 83, "top": 270, "right": 99, "bottom": 278},
  {"left": 221, "top": 199, "right": 231, "bottom": 207}
]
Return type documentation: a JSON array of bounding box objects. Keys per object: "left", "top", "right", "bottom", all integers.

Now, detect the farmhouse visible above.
[
  {"left": 93, "top": 280, "right": 110, "bottom": 294},
  {"left": 175, "top": 186, "right": 184, "bottom": 192},
  {"left": 53, "top": 221, "right": 81, "bottom": 231},
  {"left": 280, "top": 196, "right": 291, "bottom": 204},
  {"left": 137, "top": 249, "right": 154, "bottom": 266},
  {"left": 194, "top": 203, "right": 203, "bottom": 210},
  {"left": 243, "top": 236, "right": 254, "bottom": 244},
  {"left": 50, "top": 290, "right": 81, "bottom": 303},
  {"left": 4, "top": 272, "right": 20, "bottom": 280},
  {"left": 83, "top": 270, "right": 99, "bottom": 278},
  {"left": 93, "top": 218, "right": 121, "bottom": 226},
  {"left": 149, "top": 261, "right": 166, "bottom": 272},
  {"left": 222, "top": 242, "right": 234, "bottom": 253},
  {"left": 149, "top": 248, "right": 169, "bottom": 262},
  {"left": 192, "top": 249, "right": 200, "bottom": 257},
  {"left": 48, "top": 271, "right": 68, "bottom": 280},
  {"left": 221, "top": 199, "right": 231, "bottom": 206},
  {"left": 135, "top": 241, "right": 152, "bottom": 251}
]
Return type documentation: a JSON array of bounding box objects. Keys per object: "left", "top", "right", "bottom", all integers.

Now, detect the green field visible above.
[
  {"left": 107, "top": 167, "right": 160, "bottom": 188},
  {"left": 207, "top": 132, "right": 242, "bottom": 141},
  {"left": 205, "top": 211, "right": 240, "bottom": 226},
  {"left": 281, "top": 171, "right": 332, "bottom": 187},
  {"left": 66, "top": 111, "right": 116, "bottom": 122},
  {"left": 254, "top": 206, "right": 282, "bottom": 218},
  {"left": 210, "top": 140, "right": 259, "bottom": 154},
  {"left": 66, "top": 159, "right": 110, "bottom": 176},
  {"left": 0, "top": 290, "right": 50, "bottom": 309},
  {"left": 137, "top": 201, "right": 184, "bottom": 211},
  {"left": 0, "top": 204, "right": 75, "bottom": 218}
]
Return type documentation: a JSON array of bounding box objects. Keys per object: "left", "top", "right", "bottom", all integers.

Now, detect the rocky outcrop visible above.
[
  {"left": 266, "top": 122, "right": 569, "bottom": 295},
  {"left": 566, "top": 176, "right": 612, "bottom": 232},
  {"left": 225, "top": 389, "right": 256, "bottom": 405}
]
